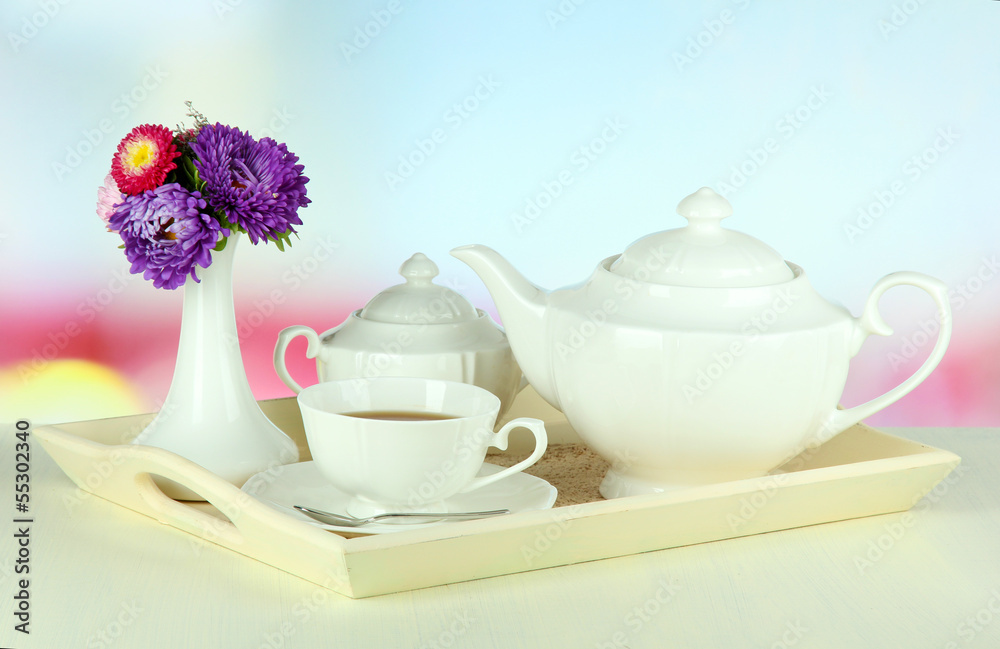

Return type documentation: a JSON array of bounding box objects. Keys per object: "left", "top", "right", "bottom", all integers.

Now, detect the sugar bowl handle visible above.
[
  {"left": 274, "top": 325, "right": 322, "bottom": 394},
  {"left": 821, "top": 272, "right": 952, "bottom": 441}
]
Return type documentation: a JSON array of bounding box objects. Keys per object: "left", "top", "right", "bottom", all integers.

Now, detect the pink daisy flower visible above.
[
  {"left": 111, "top": 124, "right": 180, "bottom": 195},
  {"left": 96, "top": 173, "right": 124, "bottom": 232}
]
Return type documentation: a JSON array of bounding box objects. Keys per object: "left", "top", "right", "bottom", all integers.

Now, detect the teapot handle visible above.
[
  {"left": 819, "top": 272, "right": 952, "bottom": 442},
  {"left": 273, "top": 325, "right": 322, "bottom": 394}
]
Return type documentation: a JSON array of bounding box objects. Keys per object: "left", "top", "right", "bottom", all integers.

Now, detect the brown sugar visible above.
[{"left": 490, "top": 443, "right": 610, "bottom": 507}]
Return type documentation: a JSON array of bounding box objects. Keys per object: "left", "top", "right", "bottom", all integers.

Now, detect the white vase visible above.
[{"left": 133, "top": 233, "right": 299, "bottom": 500}]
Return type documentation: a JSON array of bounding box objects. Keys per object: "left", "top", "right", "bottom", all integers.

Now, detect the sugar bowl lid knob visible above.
[{"left": 359, "top": 253, "right": 480, "bottom": 324}]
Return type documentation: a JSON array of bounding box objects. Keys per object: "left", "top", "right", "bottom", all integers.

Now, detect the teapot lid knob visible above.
[
  {"left": 399, "top": 252, "right": 439, "bottom": 285},
  {"left": 676, "top": 186, "right": 733, "bottom": 230}
]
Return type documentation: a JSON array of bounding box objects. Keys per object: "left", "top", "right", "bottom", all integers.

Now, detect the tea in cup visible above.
[{"left": 297, "top": 377, "right": 548, "bottom": 517}]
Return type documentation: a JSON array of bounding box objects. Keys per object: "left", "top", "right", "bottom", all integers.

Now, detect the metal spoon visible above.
[{"left": 293, "top": 504, "right": 510, "bottom": 527}]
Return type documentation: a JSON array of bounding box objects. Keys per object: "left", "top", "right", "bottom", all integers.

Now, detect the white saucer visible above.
[{"left": 242, "top": 461, "right": 558, "bottom": 534}]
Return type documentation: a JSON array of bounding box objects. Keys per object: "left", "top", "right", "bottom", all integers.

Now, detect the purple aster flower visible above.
[
  {"left": 190, "top": 123, "right": 310, "bottom": 245},
  {"left": 110, "top": 183, "right": 224, "bottom": 290}
]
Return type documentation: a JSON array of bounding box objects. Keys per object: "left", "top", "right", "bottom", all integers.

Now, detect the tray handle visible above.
[
  {"left": 33, "top": 426, "right": 351, "bottom": 587},
  {"left": 129, "top": 446, "right": 250, "bottom": 545}
]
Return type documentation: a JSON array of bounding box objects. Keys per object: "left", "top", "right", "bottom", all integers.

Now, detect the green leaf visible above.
[
  {"left": 212, "top": 209, "right": 240, "bottom": 238},
  {"left": 270, "top": 230, "right": 297, "bottom": 251},
  {"left": 178, "top": 154, "right": 205, "bottom": 193}
]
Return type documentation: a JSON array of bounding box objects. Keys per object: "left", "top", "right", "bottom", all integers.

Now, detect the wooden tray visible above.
[{"left": 33, "top": 389, "right": 960, "bottom": 599}]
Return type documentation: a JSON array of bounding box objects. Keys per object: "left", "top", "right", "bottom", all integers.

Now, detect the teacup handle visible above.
[
  {"left": 819, "top": 272, "right": 952, "bottom": 442},
  {"left": 273, "top": 325, "right": 322, "bottom": 394},
  {"left": 458, "top": 418, "right": 548, "bottom": 494}
]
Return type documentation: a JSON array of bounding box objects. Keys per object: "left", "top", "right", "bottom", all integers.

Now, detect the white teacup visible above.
[{"left": 297, "top": 377, "right": 548, "bottom": 517}]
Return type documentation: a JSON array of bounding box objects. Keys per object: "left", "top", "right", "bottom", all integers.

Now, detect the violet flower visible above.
[
  {"left": 191, "top": 123, "right": 310, "bottom": 245},
  {"left": 110, "top": 183, "right": 224, "bottom": 290}
]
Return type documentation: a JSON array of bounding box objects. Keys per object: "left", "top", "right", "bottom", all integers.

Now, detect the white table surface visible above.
[{"left": 1, "top": 427, "right": 997, "bottom": 649}]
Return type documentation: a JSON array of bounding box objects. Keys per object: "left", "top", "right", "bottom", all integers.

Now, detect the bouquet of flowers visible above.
[{"left": 96, "top": 103, "right": 310, "bottom": 290}]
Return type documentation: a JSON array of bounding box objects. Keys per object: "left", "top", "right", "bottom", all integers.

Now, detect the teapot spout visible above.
[{"left": 450, "top": 245, "right": 558, "bottom": 409}]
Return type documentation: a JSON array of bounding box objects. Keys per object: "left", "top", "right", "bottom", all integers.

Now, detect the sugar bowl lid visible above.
[
  {"left": 608, "top": 187, "right": 794, "bottom": 288},
  {"left": 358, "top": 253, "right": 479, "bottom": 324}
]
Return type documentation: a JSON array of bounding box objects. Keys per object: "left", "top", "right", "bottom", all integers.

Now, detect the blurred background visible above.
[{"left": 1, "top": 1, "right": 997, "bottom": 427}]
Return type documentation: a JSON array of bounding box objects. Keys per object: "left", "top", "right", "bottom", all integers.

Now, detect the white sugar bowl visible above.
[{"left": 274, "top": 253, "right": 525, "bottom": 419}]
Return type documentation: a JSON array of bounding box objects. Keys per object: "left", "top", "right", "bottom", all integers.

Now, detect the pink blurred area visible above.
[
  {"left": 4, "top": 291, "right": 998, "bottom": 426},
  {"left": 2, "top": 295, "right": 358, "bottom": 420},
  {"left": 841, "top": 318, "right": 1000, "bottom": 427}
]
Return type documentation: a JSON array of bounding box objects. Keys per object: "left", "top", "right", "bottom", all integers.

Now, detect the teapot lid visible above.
[
  {"left": 359, "top": 253, "right": 480, "bottom": 324},
  {"left": 608, "top": 187, "right": 794, "bottom": 288}
]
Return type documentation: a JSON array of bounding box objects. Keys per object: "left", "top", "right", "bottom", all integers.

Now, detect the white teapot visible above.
[
  {"left": 451, "top": 187, "right": 952, "bottom": 497},
  {"left": 274, "top": 253, "right": 525, "bottom": 419}
]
